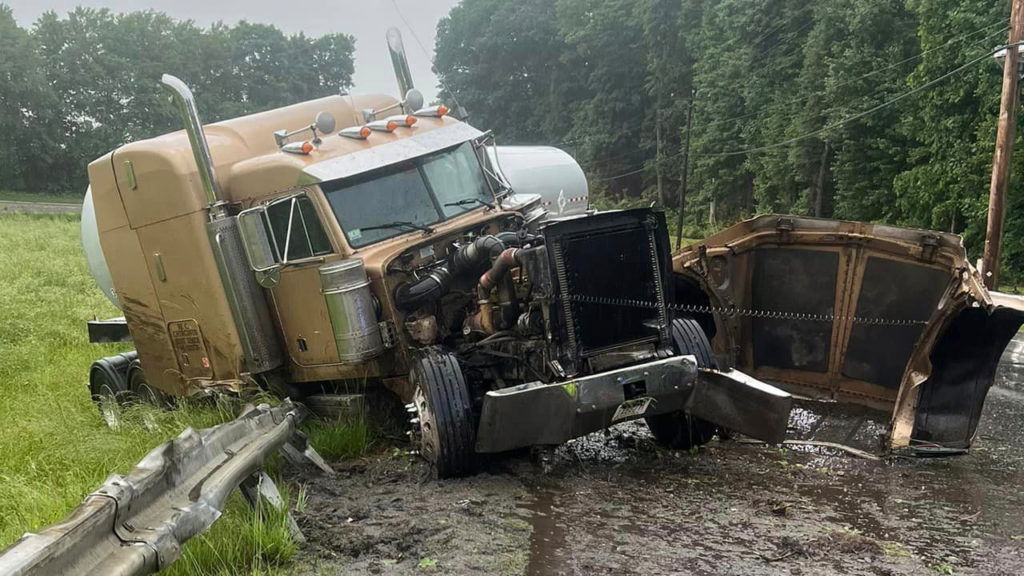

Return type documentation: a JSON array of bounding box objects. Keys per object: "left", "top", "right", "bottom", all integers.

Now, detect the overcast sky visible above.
[{"left": 5, "top": 0, "right": 460, "bottom": 101}]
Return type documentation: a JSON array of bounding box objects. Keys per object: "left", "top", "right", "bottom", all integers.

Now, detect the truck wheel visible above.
[
  {"left": 409, "top": 350, "right": 476, "bottom": 478},
  {"left": 645, "top": 317, "right": 718, "bottom": 450},
  {"left": 127, "top": 360, "right": 173, "bottom": 409},
  {"left": 89, "top": 358, "right": 130, "bottom": 405},
  {"left": 89, "top": 352, "right": 138, "bottom": 403}
]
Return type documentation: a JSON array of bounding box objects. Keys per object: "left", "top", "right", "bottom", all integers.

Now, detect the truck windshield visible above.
[{"left": 323, "top": 142, "right": 493, "bottom": 248}]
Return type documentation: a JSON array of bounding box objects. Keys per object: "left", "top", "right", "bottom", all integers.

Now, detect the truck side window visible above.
[{"left": 265, "top": 195, "right": 332, "bottom": 262}]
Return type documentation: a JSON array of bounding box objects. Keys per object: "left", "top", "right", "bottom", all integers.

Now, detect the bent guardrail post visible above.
[
  {"left": 0, "top": 400, "right": 321, "bottom": 576},
  {"left": 240, "top": 471, "right": 306, "bottom": 544}
]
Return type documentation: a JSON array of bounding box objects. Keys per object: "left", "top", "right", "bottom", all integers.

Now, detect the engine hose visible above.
[
  {"left": 395, "top": 236, "right": 508, "bottom": 313},
  {"left": 450, "top": 235, "right": 505, "bottom": 274},
  {"left": 394, "top": 268, "right": 452, "bottom": 312},
  {"left": 480, "top": 248, "right": 521, "bottom": 292},
  {"left": 470, "top": 248, "right": 523, "bottom": 334},
  {"left": 495, "top": 231, "right": 539, "bottom": 247}
]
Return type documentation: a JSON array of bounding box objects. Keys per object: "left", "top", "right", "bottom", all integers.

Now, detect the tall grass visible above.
[
  {"left": 0, "top": 213, "right": 296, "bottom": 574},
  {"left": 0, "top": 190, "right": 83, "bottom": 204}
]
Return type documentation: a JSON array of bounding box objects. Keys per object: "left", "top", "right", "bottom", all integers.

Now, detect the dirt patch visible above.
[
  {"left": 287, "top": 349, "right": 1024, "bottom": 575},
  {"left": 289, "top": 456, "right": 532, "bottom": 575}
]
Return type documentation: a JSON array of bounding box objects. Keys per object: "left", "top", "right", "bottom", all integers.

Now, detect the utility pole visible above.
[
  {"left": 655, "top": 110, "right": 666, "bottom": 207},
  {"left": 812, "top": 141, "right": 830, "bottom": 218},
  {"left": 675, "top": 92, "right": 695, "bottom": 249},
  {"left": 982, "top": 0, "right": 1024, "bottom": 289}
]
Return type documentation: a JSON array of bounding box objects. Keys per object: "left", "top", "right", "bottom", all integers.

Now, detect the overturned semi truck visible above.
[{"left": 81, "top": 30, "right": 792, "bottom": 477}]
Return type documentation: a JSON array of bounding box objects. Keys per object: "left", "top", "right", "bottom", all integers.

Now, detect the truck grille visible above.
[{"left": 545, "top": 209, "right": 671, "bottom": 367}]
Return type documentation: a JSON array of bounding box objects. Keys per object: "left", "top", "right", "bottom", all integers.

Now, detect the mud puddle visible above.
[{"left": 289, "top": 342, "right": 1024, "bottom": 575}]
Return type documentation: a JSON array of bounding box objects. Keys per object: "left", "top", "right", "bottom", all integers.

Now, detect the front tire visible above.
[
  {"left": 645, "top": 317, "right": 719, "bottom": 450},
  {"left": 409, "top": 350, "right": 476, "bottom": 478}
]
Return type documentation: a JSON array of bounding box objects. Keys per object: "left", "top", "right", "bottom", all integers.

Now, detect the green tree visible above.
[
  {"left": 435, "top": 0, "right": 575, "bottom": 144},
  {"left": 893, "top": 0, "right": 1006, "bottom": 254},
  {"left": 0, "top": 4, "right": 56, "bottom": 192},
  {"left": 24, "top": 8, "right": 355, "bottom": 194}
]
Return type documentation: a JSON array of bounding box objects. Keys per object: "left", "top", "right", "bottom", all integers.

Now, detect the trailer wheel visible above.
[
  {"left": 645, "top": 317, "right": 718, "bottom": 450},
  {"left": 409, "top": 350, "right": 476, "bottom": 478},
  {"left": 89, "top": 360, "right": 129, "bottom": 404},
  {"left": 127, "top": 360, "right": 173, "bottom": 409},
  {"left": 89, "top": 352, "right": 138, "bottom": 405}
]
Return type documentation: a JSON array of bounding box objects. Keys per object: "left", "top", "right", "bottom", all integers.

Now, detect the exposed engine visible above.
[{"left": 392, "top": 208, "right": 675, "bottom": 393}]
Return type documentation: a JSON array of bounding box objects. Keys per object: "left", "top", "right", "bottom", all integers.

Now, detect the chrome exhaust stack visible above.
[
  {"left": 359, "top": 28, "right": 424, "bottom": 122},
  {"left": 386, "top": 27, "right": 415, "bottom": 98},
  {"left": 160, "top": 74, "right": 224, "bottom": 211},
  {"left": 160, "top": 73, "right": 283, "bottom": 376}
]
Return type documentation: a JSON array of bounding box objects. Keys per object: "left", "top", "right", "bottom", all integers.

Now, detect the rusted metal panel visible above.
[{"left": 673, "top": 214, "right": 1024, "bottom": 453}]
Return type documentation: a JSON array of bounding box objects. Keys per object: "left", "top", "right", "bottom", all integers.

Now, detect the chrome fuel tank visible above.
[{"left": 319, "top": 259, "right": 383, "bottom": 363}]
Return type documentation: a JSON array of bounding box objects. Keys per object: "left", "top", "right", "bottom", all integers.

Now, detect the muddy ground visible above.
[{"left": 288, "top": 338, "right": 1024, "bottom": 576}]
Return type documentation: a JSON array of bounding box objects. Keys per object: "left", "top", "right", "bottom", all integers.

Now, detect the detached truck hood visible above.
[{"left": 672, "top": 214, "right": 1024, "bottom": 453}]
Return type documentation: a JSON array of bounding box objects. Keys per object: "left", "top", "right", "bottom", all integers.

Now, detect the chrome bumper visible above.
[{"left": 475, "top": 355, "right": 792, "bottom": 453}]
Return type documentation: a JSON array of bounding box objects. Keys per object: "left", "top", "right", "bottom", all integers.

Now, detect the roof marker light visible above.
[
  {"left": 385, "top": 114, "right": 418, "bottom": 127},
  {"left": 340, "top": 125, "right": 372, "bottom": 140},
  {"left": 281, "top": 140, "right": 314, "bottom": 155},
  {"left": 412, "top": 105, "right": 450, "bottom": 118},
  {"left": 367, "top": 119, "right": 399, "bottom": 132}
]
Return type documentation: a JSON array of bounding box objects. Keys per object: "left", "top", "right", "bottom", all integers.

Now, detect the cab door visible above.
[{"left": 259, "top": 193, "right": 341, "bottom": 367}]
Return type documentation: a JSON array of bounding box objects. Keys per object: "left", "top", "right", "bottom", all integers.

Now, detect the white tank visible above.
[
  {"left": 488, "top": 146, "right": 589, "bottom": 218},
  {"left": 81, "top": 187, "right": 120, "bottom": 309}
]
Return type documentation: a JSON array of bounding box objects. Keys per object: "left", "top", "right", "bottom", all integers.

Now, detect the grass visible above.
[
  {"left": 0, "top": 213, "right": 298, "bottom": 574},
  {"left": 303, "top": 416, "right": 371, "bottom": 461},
  {"left": 0, "top": 190, "right": 84, "bottom": 204}
]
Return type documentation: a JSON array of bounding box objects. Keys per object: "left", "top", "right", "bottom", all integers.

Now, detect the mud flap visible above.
[{"left": 687, "top": 368, "right": 792, "bottom": 445}]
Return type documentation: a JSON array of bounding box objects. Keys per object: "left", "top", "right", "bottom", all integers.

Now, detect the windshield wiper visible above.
[
  {"left": 444, "top": 196, "right": 493, "bottom": 210},
  {"left": 361, "top": 221, "right": 435, "bottom": 234}
]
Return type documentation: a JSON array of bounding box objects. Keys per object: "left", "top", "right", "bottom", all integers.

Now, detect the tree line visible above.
[
  {"left": 0, "top": 5, "right": 355, "bottom": 195},
  {"left": 434, "top": 0, "right": 1024, "bottom": 282}
]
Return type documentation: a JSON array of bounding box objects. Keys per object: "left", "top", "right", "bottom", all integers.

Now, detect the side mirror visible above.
[
  {"left": 475, "top": 137, "right": 512, "bottom": 201},
  {"left": 315, "top": 111, "right": 336, "bottom": 136},
  {"left": 237, "top": 206, "right": 280, "bottom": 275},
  {"left": 404, "top": 89, "right": 424, "bottom": 113}
]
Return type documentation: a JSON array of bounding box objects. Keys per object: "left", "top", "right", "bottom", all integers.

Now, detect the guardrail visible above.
[{"left": 0, "top": 400, "right": 330, "bottom": 576}]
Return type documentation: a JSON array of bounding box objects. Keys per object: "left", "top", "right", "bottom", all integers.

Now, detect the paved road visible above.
[{"left": 0, "top": 201, "right": 81, "bottom": 214}]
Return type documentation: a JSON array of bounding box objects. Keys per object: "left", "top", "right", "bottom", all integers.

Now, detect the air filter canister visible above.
[{"left": 319, "top": 259, "right": 383, "bottom": 363}]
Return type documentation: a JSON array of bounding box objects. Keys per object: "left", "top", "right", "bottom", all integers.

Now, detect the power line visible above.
[
  {"left": 827, "top": 20, "right": 1007, "bottom": 93},
  {"left": 698, "top": 19, "right": 1007, "bottom": 131},
  {"left": 594, "top": 44, "right": 1002, "bottom": 181},
  {"left": 594, "top": 166, "right": 647, "bottom": 183},
  {"left": 697, "top": 46, "right": 1000, "bottom": 158},
  {"left": 757, "top": 18, "right": 815, "bottom": 59},
  {"left": 582, "top": 25, "right": 1004, "bottom": 175}
]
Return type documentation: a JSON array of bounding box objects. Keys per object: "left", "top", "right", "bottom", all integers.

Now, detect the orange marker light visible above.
[
  {"left": 413, "top": 104, "right": 453, "bottom": 118},
  {"left": 360, "top": 126, "right": 371, "bottom": 138},
  {"left": 406, "top": 115, "right": 418, "bottom": 126},
  {"left": 301, "top": 141, "right": 314, "bottom": 154}
]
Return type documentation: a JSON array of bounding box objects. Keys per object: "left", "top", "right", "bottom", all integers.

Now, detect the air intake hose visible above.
[
  {"left": 393, "top": 234, "right": 542, "bottom": 314},
  {"left": 394, "top": 236, "right": 508, "bottom": 313},
  {"left": 394, "top": 268, "right": 452, "bottom": 312},
  {"left": 450, "top": 235, "right": 505, "bottom": 274}
]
